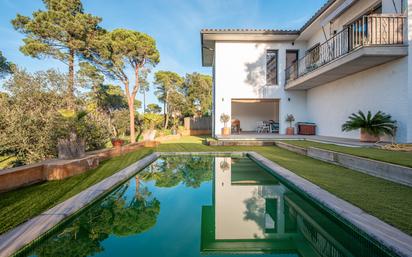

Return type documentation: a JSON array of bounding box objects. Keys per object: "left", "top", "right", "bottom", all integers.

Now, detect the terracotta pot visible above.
[
  {"left": 111, "top": 138, "right": 125, "bottom": 148},
  {"left": 360, "top": 129, "right": 380, "bottom": 142},
  {"left": 221, "top": 127, "right": 231, "bottom": 136},
  {"left": 286, "top": 127, "right": 295, "bottom": 135}
]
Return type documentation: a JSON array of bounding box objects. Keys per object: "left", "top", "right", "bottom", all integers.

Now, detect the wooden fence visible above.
[{"left": 184, "top": 117, "right": 212, "bottom": 130}]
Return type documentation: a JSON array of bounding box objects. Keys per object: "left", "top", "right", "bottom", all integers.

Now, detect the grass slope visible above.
[
  {"left": 281, "top": 140, "right": 412, "bottom": 168},
  {"left": 0, "top": 148, "right": 153, "bottom": 234}
]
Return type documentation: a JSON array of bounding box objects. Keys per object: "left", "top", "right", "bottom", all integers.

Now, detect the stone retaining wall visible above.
[
  {"left": 0, "top": 141, "right": 159, "bottom": 193},
  {"left": 274, "top": 141, "right": 307, "bottom": 155},
  {"left": 275, "top": 141, "right": 412, "bottom": 187}
]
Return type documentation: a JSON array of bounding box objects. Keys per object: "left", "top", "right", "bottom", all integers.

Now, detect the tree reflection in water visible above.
[
  {"left": 31, "top": 156, "right": 213, "bottom": 257},
  {"left": 139, "top": 156, "right": 214, "bottom": 188},
  {"left": 33, "top": 182, "right": 160, "bottom": 257}
]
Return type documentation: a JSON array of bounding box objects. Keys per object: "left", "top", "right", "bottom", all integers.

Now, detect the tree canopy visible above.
[
  {"left": 11, "top": 0, "right": 104, "bottom": 107},
  {"left": 183, "top": 73, "right": 212, "bottom": 116},
  {"left": 88, "top": 29, "right": 160, "bottom": 142},
  {"left": 0, "top": 51, "right": 14, "bottom": 78},
  {"left": 145, "top": 103, "right": 162, "bottom": 114},
  {"left": 154, "top": 71, "right": 184, "bottom": 129},
  {"left": 0, "top": 69, "right": 109, "bottom": 165}
]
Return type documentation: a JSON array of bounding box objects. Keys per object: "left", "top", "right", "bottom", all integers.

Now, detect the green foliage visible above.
[
  {"left": 0, "top": 69, "right": 109, "bottom": 164},
  {"left": 11, "top": 0, "right": 103, "bottom": 59},
  {"left": 154, "top": 71, "right": 185, "bottom": 129},
  {"left": 342, "top": 110, "right": 397, "bottom": 136},
  {"left": 11, "top": 0, "right": 104, "bottom": 105},
  {"left": 87, "top": 84, "right": 128, "bottom": 113},
  {"left": 111, "top": 109, "right": 130, "bottom": 137},
  {"left": 92, "top": 29, "right": 160, "bottom": 74},
  {"left": 0, "top": 51, "right": 14, "bottom": 78},
  {"left": 145, "top": 103, "right": 162, "bottom": 114},
  {"left": 0, "top": 69, "right": 67, "bottom": 164},
  {"left": 182, "top": 73, "right": 212, "bottom": 116},
  {"left": 56, "top": 108, "right": 110, "bottom": 152},
  {"left": 139, "top": 68, "right": 150, "bottom": 111},
  {"left": 154, "top": 71, "right": 184, "bottom": 103},
  {"left": 77, "top": 62, "right": 104, "bottom": 90},
  {"left": 143, "top": 113, "right": 164, "bottom": 130},
  {"left": 86, "top": 28, "right": 160, "bottom": 143},
  {"left": 140, "top": 156, "right": 213, "bottom": 188}
]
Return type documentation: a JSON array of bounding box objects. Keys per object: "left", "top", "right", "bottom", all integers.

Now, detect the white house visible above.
[{"left": 201, "top": 0, "right": 412, "bottom": 143}]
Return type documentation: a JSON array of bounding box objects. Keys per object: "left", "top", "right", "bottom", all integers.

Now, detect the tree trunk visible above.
[
  {"left": 143, "top": 91, "right": 146, "bottom": 114},
  {"left": 164, "top": 105, "right": 169, "bottom": 129},
  {"left": 129, "top": 65, "right": 141, "bottom": 143},
  {"left": 68, "top": 49, "right": 75, "bottom": 108},
  {"left": 163, "top": 92, "right": 169, "bottom": 129},
  {"left": 129, "top": 99, "right": 136, "bottom": 143}
]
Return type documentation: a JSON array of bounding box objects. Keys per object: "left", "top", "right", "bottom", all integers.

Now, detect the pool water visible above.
[{"left": 24, "top": 156, "right": 394, "bottom": 257}]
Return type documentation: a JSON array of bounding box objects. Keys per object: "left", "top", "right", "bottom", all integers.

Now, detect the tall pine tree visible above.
[{"left": 12, "top": 0, "right": 104, "bottom": 107}]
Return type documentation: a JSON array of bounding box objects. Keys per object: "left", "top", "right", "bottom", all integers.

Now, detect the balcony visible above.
[{"left": 285, "top": 15, "right": 408, "bottom": 90}]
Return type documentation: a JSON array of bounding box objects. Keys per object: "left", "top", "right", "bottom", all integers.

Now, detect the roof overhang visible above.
[{"left": 201, "top": 30, "right": 299, "bottom": 67}]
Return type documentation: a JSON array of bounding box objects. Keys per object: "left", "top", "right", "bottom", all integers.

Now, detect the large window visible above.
[{"left": 266, "top": 49, "right": 278, "bottom": 85}]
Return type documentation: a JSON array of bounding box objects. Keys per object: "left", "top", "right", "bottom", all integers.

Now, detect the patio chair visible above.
[
  {"left": 269, "top": 121, "right": 279, "bottom": 133},
  {"left": 256, "top": 121, "right": 270, "bottom": 133}
]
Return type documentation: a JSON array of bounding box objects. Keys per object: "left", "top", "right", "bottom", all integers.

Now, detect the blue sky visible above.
[{"left": 0, "top": 0, "right": 326, "bottom": 109}]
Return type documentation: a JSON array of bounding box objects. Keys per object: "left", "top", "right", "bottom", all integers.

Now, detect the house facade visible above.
[{"left": 201, "top": 0, "right": 412, "bottom": 143}]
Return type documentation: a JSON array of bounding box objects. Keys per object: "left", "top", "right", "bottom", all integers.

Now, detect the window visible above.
[
  {"left": 266, "top": 50, "right": 278, "bottom": 85},
  {"left": 401, "top": 0, "right": 407, "bottom": 13}
]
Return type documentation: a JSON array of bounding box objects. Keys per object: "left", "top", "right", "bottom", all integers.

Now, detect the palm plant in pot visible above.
[
  {"left": 285, "top": 114, "right": 295, "bottom": 135},
  {"left": 220, "top": 113, "right": 230, "bottom": 136},
  {"left": 342, "top": 110, "right": 397, "bottom": 142}
]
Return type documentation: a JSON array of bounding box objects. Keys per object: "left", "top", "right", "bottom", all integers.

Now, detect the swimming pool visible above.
[{"left": 22, "top": 155, "right": 396, "bottom": 257}]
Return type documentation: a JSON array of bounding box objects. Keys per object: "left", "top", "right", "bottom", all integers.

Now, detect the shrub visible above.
[{"left": 342, "top": 110, "right": 397, "bottom": 136}]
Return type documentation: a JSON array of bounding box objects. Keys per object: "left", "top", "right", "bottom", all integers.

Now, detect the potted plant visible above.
[
  {"left": 342, "top": 110, "right": 397, "bottom": 142},
  {"left": 111, "top": 137, "right": 125, "bottom": 148},
  {"left": 285, "top": 114, "right": 295, "bottom": 135},
  {"left": 220, "top": 113, "right": 230, "bottom": 136}
]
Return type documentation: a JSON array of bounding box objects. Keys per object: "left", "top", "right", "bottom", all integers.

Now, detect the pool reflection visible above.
[
  {"left": 25, "top": 156, "right": 392, "bottom": 257},
  {"left": 201, "top": 157, "right": 388, "bottom": 257}
]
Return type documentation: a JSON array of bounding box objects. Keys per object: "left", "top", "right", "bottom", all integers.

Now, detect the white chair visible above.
[{"left": 256, "top": 121, "right": 270, "bottom": 133}]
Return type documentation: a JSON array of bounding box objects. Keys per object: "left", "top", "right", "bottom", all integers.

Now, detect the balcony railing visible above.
[{"left": 285, "top": 14, "right": 406, "bottom": 84}]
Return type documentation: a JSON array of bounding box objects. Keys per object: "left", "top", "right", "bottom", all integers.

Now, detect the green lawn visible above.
[
  {"left": 1, "top": 137, "right": 411, "bottom": 238},
  {"left": 281, "top": 140, "right": 412, "bottom": 168},
  {"left": 0, "top": 148, "right": 153, "bottom": 234}
]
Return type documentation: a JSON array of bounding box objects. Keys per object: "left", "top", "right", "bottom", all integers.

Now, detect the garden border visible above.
[{"left": 275, "top": 141, "right": 412, "bottom": 187}]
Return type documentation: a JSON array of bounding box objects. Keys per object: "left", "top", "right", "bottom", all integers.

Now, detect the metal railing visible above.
[{"left": 285, "top": 14, "right": 406, "bottom": 84}]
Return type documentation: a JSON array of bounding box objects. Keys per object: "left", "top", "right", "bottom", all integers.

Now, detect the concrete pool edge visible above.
[
  {"left": 0, "top": 151, "right": 411, "bottom": 257},
  {"left": 247, "top": 151, "right": 412, "bottom": 257},
  {"left": 0, "top": 153, "right": 160, "bottom": 257}
]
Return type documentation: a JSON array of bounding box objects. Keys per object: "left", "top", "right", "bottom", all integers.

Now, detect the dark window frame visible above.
[{"left": 266, "top": 49, "right": 278, "bottom": 85}]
